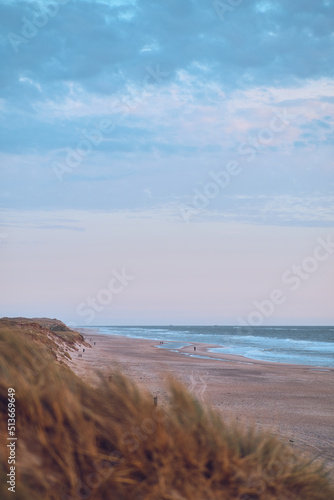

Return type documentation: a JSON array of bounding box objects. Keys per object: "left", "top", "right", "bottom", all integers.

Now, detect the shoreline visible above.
[
  {"left": 71, "top": 330, "right": 334, "bottom": 475},
  {"left": 77, "top": 326, "right": 334, "bottom": 370}
]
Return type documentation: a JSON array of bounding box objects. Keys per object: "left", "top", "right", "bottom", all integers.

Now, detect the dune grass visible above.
[{"left": 0, "top": 323, "right": 333, "bottom": 499}]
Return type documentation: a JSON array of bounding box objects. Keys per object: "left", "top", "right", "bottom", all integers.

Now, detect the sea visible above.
[{"left": 80, "top": 325, "right": 334, "bottom": 368}]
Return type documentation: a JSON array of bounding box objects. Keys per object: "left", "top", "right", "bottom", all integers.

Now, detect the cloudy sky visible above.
[{"left": 0, "top": 0, "right": 333, "bottom": 325}]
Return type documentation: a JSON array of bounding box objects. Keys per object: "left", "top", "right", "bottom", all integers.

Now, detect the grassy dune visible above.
[
  {"left": 0, "top": 319, "right": 333, "bottom": 499},
  {"left": 0, "top": 317, "right": 89, "bottom": 363}
]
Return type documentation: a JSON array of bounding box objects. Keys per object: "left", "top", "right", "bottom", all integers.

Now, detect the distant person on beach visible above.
[{"left": 194, "top": 346, "right": 196, "bottom": 352}]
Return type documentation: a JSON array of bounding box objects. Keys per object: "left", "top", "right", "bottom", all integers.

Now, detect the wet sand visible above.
[{"left": 69, "top": 331, "right": 334, "bottom": 474}]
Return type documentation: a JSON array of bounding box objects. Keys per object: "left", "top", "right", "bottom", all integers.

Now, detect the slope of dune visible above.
[{"left": 0, "top": 317, "right": 90, "bottom": 364}]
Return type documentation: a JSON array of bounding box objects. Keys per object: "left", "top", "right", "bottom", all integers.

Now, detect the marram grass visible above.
[{"left": 0, "top": 323, "right": 333, "bottom": 500}]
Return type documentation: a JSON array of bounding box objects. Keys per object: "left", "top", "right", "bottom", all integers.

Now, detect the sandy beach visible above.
[{"left": 70, "top": 331, "right": 334, "bottom": 474}]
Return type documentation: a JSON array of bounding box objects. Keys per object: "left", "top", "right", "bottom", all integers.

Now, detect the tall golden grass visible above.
[{"left": 0, "top": 321, "right": 333, "bottom": 499}]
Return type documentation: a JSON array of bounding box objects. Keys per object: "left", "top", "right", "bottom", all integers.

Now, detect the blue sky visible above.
[{"left": 0, "top": 0, "right": 333, "bottom": 325}]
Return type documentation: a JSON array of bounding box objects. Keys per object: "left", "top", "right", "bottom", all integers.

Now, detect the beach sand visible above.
[{"left": 69, "top": 331, "right": 334, "bottom": 474}]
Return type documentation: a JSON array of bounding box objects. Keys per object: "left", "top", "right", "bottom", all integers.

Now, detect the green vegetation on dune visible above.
[{"left": 0, "top": 318, "right": 333, "bottom": 499}]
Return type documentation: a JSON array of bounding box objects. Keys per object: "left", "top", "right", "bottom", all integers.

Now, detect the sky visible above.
[{"left": 0, "top": 0, "right": 333, "bottom": 326}]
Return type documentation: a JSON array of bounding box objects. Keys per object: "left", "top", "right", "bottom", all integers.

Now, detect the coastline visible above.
[
  {"left": 3, "top": 318, "right": 333, "bottom": 499},
  {"left": 76, "top": 326, "right": 334, "bottom": 368},
  {"left": 71, "top": 330, "right": 334, "bottom": 474}
]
